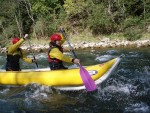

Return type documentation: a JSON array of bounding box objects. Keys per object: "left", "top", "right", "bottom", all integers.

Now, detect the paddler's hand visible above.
[
  {"left": 23, "top": 34, "right": 29, "bottom": 39},
  {"left": 32, "top": 59, "right": 37, "bottom": 63},
  {"left": 72, "top": 58, "right": 80, "bottom": 64}
]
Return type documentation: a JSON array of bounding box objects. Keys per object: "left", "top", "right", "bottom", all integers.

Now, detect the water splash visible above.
[
  {"left": 106, "top": 49, "right": 119, "bottom": 55},
  {"left": 24, "top": 83, "right": 53, "bottom": 100},
  {"left": 124, "top": 102, "right": 150, "bottom": 113},
  {"left": 95, "top": 55, "right": 114, "bottom": 62}
]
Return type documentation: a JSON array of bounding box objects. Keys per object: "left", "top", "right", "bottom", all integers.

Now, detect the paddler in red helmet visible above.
[
  {"left": 48, "top": 33, "right": 80, "bottom": 70},
  {"left": 5, "top": 34, "right": 36, "bottom": 71}
]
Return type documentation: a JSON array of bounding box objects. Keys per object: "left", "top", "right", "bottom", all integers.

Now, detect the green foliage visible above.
[
  {"left": 63, "top": 0, "right": 89, "bottom": 32},
  {"left": 123, "top": 16, "right": 142, "bottom": 29},
  {"left": 0, "top": 0, "right": 17, "bottom": 36},
  {"left": 87, "top": 3, "right": 115, "bottom": 35},
  {"left": 0, "top": 0, "right": 150, "bottom": 41},
  {"left": 34, "top": 17, "right": 58, "bottom": 37},
  {"left": 31, "top": 0, "right": 63, "bottom": 17},
  {"left": 0, "top": 34, "right": 8, "bottom": 48},
  {"left": 5, "top": 25, "right": 19, "bottom": 37},
  {"left": 64, "top": 0, "right": 87, "bottom": 16},
  {"left": 30, "top": 0, "right": 64, "bottom": 36},
  {"left": 124, "top": 27, "right": 142, "bottom": 41},
  {"left": 124, "top": 0, "right": 144, "bottom": 16}
]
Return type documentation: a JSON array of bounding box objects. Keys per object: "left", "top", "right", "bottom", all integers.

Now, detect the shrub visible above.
[
  {"left": 124, "top": 27, "right": 142, "bottom": 41},
  {"left": 87, "top": 4, "right": 116, "bottom": 35}
]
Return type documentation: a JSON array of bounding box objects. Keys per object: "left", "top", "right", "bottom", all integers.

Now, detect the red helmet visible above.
[
  {"left": 12, "top": 37, "right": 20, "bottom": 44},
  {"left": 50, "top": 34, "right": 61, "bottom": 41}
]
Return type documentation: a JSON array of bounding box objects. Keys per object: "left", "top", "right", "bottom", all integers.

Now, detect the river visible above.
[{"left": 0, "top": 47, "right": 150, "bottom": 113}]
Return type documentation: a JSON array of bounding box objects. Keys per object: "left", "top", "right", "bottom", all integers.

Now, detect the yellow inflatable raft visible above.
[{"left": 0, "top": 57, "right": 121, "bottom": 91}]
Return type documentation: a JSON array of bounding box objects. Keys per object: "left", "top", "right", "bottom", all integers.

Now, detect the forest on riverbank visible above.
[{"left": 0, "top": 0, "right": 150, "bottom": 47}]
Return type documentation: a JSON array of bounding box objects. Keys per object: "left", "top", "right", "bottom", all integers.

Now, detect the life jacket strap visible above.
[{"left": 48, "top": 58, "right": 60, "bottom": 63}]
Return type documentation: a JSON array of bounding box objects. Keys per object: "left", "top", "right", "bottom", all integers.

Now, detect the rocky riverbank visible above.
[{"left": 0, "top": 38, "right": 150, "bottom": 53}]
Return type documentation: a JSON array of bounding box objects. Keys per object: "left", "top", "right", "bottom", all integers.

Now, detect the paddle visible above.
[
  {"left": 25, "top": 34, "right": 38, "bottom": 68},
  {"left": 60, "top": 28, "right": 97, "bottom": 92}
]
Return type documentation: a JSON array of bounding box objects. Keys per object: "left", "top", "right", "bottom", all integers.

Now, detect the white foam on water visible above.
[
  {"left": 24, "top": 84, "right": 53, "bottom": 100},
  {"left": 95, "top": 55, "right": 114, "bottom": 62},
  {"left": 124, "top": 102, "right": 150, "bottom": 113},
  {"left": 64, "top": 52, "right": 72, "bottom": 56},
  {"left": 106, "top": 50, "right": 119, "bottom": 54},
  {"left": 68, "top": 64, "right": 79, "bottom": 69},
  {"left": 0, "top": 99, "right": 7, "bottom": 102},
  {"left": 103, "top": 85, "right": 130, "bottom": 95},
  {"left": 27, "top": 53, "right": 47, "bottom": 59},
  {"left": 127, "top": 51, "right": 142, "bottom": 58},
  {"left": 24, "top": 98, "right": 32, "bottom": 107},
  {"left": 144, "top": 66, "right": 150, "bottom": 76},
  {"left": 0, "top": 88, "right": 10, "bottom": 94},
  {"left": 27, "top": 52, "right": 72, "bottom": 61}
]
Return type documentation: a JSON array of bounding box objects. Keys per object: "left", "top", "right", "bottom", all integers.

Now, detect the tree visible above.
[
  {"left": 0, "top": 0, "right": 18, "bottom": 38},
  {"left": 64, "top": 0, "right": 89, "bottom": 32},
  {"left": 28, "top": 0, "right": 65, "bottom": 37}
]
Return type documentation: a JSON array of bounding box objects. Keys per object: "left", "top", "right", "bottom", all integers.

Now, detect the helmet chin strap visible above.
[{"left": 50, "top": 41, "right": 60, "bottom": 47}]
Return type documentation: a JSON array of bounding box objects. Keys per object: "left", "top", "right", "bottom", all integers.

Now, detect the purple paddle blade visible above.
[{"left": 79, "top": 65, "right": 97, "bottom": 92}]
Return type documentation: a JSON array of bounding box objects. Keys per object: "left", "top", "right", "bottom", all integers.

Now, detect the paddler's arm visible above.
[
  {"left": 7, "top": 38, "right": 25, "bottom": 54},
  {"left": 21, "top": 49, "right": 33, "bottom": 63},
  {"left": 50, "top": 48, "right": 73, "bottom": 63}
]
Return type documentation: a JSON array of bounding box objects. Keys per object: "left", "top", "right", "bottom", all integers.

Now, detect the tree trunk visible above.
[
  {"left": 23, "top": 0, "right": 38, "bottom": 39},
  {"left": 143, "top": 0, "right": 146, "bottom": 32},
  {"left": 15, "top": 13, "right": 22, "bottom": 37}
]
